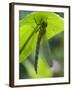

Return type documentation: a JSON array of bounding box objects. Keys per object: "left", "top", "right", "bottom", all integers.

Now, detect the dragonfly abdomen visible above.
[
  {"left": 34, "top": 31, "right": 44, "bottom": 73},
  {"left": 34, "top": 17, "right": 47, "bottom": 73}
]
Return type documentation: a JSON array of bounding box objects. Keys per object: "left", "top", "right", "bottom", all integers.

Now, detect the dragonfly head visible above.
[
  {"left": 41, "top": 18, "right": 47, "bottom": 29},
  {"left": 42, "top": 21, "right": 47, "bottom": 27},
  {"left": 34, "top": 16, "right": 47, "bottom": 31}
]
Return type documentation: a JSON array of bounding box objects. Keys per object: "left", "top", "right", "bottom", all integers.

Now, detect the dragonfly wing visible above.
[{"left": 40, "top": 35, "right": 53, "bottom": 67}]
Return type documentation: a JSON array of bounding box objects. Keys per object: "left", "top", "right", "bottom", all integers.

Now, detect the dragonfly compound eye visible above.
[
  {"left": 44, "top": 22, "right": 47, "bottom": 27},
  {"left": 42, "top": 21, "right": 47, "bottom": 29}
]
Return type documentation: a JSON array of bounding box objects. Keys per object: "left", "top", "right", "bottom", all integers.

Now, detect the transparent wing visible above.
[{"left": 40, "top": 34, "right": 53, "bottom": 67}]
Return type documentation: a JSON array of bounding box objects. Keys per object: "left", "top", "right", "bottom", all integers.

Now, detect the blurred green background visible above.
[{"left": 19, "top": 11, "right": 64, "bottom": 79}]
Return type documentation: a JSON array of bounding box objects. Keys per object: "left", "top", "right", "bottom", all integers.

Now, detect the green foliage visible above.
[
  {"left": 19, "top": 12, "right": 64, "bottom": 79},
  {"left": 22, "top": 57, "right": 53, "bottom": 78},
  {"left": 49, "top": 32, "right": 64, "bottom": 77},
  {"left": 19, "top": 12, "right": 64, "bottom": 63}
]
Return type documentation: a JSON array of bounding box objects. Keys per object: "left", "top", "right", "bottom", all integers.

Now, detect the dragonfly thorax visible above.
[
  {"left": 40, "top": 20, "right": 47, "bottom": 33},
  {"left": 40, "top": 19, "right": 47, "bottom": 30}
]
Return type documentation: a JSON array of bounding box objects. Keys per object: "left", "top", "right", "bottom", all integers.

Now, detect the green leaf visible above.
[
  {"left": 23, "top": 57, "right": 53, "bottom": 78},
  {"left": 19, "top": 12, "right": 64, "bottom": 63}
]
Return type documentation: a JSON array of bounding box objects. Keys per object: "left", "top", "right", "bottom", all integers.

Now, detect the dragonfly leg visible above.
[{"left": 34, "top": 16, "right": 40, "bottom": 25}]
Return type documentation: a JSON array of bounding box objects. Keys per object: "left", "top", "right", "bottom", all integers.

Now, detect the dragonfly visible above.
[{"left": 20, "top": 16, "right": 48, "bottom": 73}]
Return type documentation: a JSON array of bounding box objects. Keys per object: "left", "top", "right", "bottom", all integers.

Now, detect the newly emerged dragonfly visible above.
[{"left": 20, "top": 16, "right": 48, "bottom": 73}]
